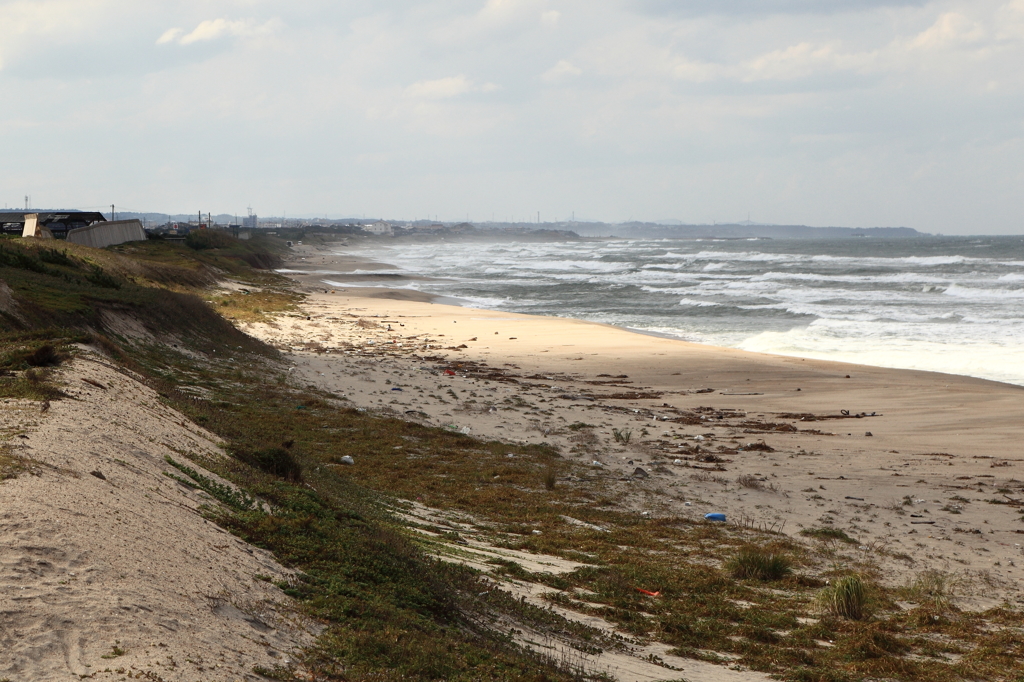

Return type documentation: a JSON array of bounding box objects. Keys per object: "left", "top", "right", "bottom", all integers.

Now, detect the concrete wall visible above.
[{"left": 66, "top": 220, "right": 146, "bottom": 249}]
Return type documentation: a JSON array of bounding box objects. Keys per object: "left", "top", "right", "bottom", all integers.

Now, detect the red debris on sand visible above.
[
  {"left": 444, "top": 370, "right": 456, "bottom": 376},
  {"left": 635, "top": 588, "right": 661, "bottom": 597}
]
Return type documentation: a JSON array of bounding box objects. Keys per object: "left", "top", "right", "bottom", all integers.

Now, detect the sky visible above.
[{"left": 1, "top": 0, "right": 1022, "bottom": 233}]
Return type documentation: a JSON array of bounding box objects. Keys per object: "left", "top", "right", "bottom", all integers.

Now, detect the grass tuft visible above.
[
  {"left": 898, "top": 569, "right": 962, "bottom": 610},
  {"left": 725, "top": 546, "right": 793, "bottom": 581},
  {"left": 817, "top": 575, "right": 868, "bottom": 620}
]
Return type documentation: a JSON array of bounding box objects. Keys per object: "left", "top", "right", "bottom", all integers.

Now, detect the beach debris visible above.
[
  {"left": 339, "top": 456, "right": 355, "bottom": 466},
  {"left": 632, "top": 467, "right": 650, "bottom": 479},
  {"left": 635, "top": 587, "right": 661, "bottom": 597},
  {"left": 444, "top": 369, "right": 456, "bottom": 376},
  {"left": 693, "top": 435, "right": 705, "bottom": 441},
  {"left": 911, "top": 521, "right": 936, "bottom": 525},
  {"left": 391, "top": 387, "right": 403, "bottom": 391},
  {"left": 705, "top": 513, "right": 727, "bottom": 522},
  {"left": 845, "top": 496, "right": 865, "bottom": 501},
  {"left": 531, "top": 529, "right": 542, "bottom": 535},
  {"left": 90, "top": 470, "right": 106, "bottom": 480},
  {"left": 592, "top": 460, "right": 603, "bottom": 466},
  {"left": 865, "top": 432, "right": 873, "bottom": 437},
  {"left": 673, "top": 459, "right": 682, "bottom": 464}
]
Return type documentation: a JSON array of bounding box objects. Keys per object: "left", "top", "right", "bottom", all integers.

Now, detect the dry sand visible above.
[
  {"left": 0, "top": 351, "right": 315, "bottom": 681},
  {"left": 242, "top": 242, "right": 1024, "bottom": 609}
]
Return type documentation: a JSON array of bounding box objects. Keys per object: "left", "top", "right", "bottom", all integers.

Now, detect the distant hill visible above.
[{"left": 571, "top": 222, "right": 926, "bottom": 239}]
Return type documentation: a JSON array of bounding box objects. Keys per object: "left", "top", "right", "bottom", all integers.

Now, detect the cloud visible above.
[
  {"left": 404, "top": 75, "right": 498, "bottom": 99},
  {"left": 156, "top": 18, "right": 279, "bottom": 46},
  {"left": 631, "top": 0, "right": 930, "bottom": 18},
  {"left": 909, "top": 12, "right": 986, "bottom": 50},
  {"left": 156, "top": 28, "right": 183, "bottom": 45},
  {"left": 542, "top": 59, "right": 582, "bottom": 83},
  {"left": 541, "top": 10, "right": 560, "bottom": 27}
]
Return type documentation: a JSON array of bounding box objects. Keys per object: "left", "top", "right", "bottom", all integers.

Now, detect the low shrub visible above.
[
  {"left": 186, "top": 230, "right": 238, "bottom": 250},
  {"left": 25, "top": 344, "right": 61, "bottom": 367},
  {"left": 234, "top": 446, "right": 303, "bottom": 482}
]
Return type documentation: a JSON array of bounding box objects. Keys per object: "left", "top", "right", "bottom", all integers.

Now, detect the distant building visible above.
[
  {"left": 66, "top": 220, "right": 147, "bottom": 249},
  {"left": 243, "top": 214, "right": 258, "bottom": 229},
  {"left": 0, "top": 210, "right": 107, "bottom": 238},
  {"left": 363, "top": 220, "right": 394, "bottom": 236}
]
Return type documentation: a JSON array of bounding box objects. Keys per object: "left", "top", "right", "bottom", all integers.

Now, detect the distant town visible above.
[{"left": 0, "top": 208, "right": 927, "bottom": 242}]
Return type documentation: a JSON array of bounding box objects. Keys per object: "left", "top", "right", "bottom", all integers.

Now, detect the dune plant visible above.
[
  {"left": 725, "top": 546, "right": 792, "bottom": 581},
  {"left": 899, "top": 569, "right": 961, "bottom": 610},
  {"left": 818, "top": 574, "right": 868, "bottom": 620},
  {"left": 612, "top": 428, "right": 632, "bottom": 444}
]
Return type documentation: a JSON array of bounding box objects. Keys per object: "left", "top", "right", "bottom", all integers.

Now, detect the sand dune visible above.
[{"left": 0, "top": 352, "right": 313, "bottom": 681}]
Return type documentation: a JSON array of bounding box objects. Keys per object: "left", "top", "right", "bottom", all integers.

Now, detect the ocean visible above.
[{"left": 320, "top": 236, "right": 1024, "bottom": 387}]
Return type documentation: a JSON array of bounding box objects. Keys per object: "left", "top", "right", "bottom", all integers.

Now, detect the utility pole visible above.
[
  {"left": 111, "top": 204, "right": 115, "bottom": 221},
  {"left": 25, "top": 195, "right": 29, "bottom": 210}
]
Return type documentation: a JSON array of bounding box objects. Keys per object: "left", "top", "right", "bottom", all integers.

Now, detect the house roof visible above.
[{"left": 0, "top": 211, "right": 107, "bottom": 226}]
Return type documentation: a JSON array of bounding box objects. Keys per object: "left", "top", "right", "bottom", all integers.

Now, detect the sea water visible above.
[{"left": 323, "top": 236, "right": 1024, "bottom": 387}]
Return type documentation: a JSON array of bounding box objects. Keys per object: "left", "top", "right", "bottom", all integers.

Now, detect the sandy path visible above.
[{"left": 0, "top": 351, "right": 314, "bottom": 681}]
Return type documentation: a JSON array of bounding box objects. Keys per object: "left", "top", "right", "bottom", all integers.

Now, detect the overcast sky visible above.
[{"left": 1, "top": 0, "right": 1022, "bottom": 232}]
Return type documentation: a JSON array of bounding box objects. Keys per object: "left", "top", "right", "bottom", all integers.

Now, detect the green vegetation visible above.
[
  {"left": 818, "top": 575, "right": 868, "bottom": 620},
  {"left": 725, "top": 546, "right": 793, "bottom": 581},
  {"left": 2, "top": 234, "right": 1023, "bottom": 682},
  {"left": 800, "top": 527, "right": 858, "bottom": 544}
]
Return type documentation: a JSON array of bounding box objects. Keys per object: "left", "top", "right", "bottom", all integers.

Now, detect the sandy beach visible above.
[{"left": 242, "top": 240, "right": 1024, "bottom": 607}]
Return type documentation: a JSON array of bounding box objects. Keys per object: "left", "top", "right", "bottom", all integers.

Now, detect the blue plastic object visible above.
[{"left": 704, "top": 513, "right": 727, "bottom": 522}]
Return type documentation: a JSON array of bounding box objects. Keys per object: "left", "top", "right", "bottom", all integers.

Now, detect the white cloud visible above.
[
  {"left": 404, "top": 75, "right": 498, "bottom": 99},
  {"left": 910, "top": 12, "right": 986, "bottom": 50},
  {"left": 156, "top": 18, "right": 279, "bottom": 46},
  {"left": 542, "top": 59, "right": 582, "bottom": 83},
  {"left": 156, "top": 27, "right": 183, "bottom": 45}
]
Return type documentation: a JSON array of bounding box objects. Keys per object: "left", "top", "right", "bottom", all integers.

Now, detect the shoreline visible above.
[
  {"left": 281, "top": 238, "right": 1024, "bottom": 390},
  {"left": 232, "top": 240, "right": 1024, "bottom": 606}
]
